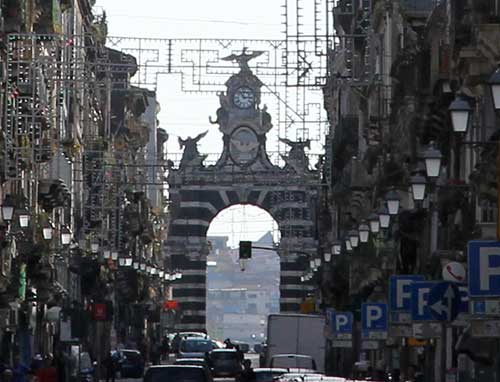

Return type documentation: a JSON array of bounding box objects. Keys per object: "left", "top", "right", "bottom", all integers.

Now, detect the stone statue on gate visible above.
[
  {"left": 178, "top": 131, "right": 208, "bottom": 170},
  {"left": 280, "top": 138, "right": 311, "bottom": 173}
]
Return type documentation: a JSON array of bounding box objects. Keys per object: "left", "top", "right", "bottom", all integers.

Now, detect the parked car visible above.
[
  {"left": 112, "top": 349, "right": 144, "bottom": 378},
  {"left": 144, "top": 365, "right": 211, "bottom": 382},
  {"left": 253, "top": 368, "right": 288, "bottom": 382},
  {"left": 209, "top": 349, "right": 243, "bottom": 378},
  {"left": 174, "top": 358, "right": 213, "bottom": 380},
  {"left": 178, "top": 337, "right": 214, "bottom": 359}
]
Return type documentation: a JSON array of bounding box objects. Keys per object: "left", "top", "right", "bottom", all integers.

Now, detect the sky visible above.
[{"left": 93, "top": 0, "right": 317, "bottom": 246}]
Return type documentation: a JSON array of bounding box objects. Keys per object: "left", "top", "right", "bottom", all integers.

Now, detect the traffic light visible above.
[{"left": 239, "top": 241, "right": 252, "bottom": 259}]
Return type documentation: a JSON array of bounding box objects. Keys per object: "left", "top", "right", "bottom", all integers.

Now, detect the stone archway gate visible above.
[{"left": 166, "top": 51, "right": 320, "bottom": 331}]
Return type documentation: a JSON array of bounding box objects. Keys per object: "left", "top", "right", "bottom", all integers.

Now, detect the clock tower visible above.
[{"left": 210, "top": 49, "right": 274, "bottom": 170}]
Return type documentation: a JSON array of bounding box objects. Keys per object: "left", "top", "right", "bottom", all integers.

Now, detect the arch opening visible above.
[{"left": 206, "top": 204, "right": 280, "bottom": 346}]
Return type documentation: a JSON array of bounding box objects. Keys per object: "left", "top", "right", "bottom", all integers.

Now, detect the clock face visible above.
[
  {"left": 229, "top": 126, "right": 259, "bottom": 165},
  {"left": 233, "top": 86, "right": 255, "bottom": 109}
]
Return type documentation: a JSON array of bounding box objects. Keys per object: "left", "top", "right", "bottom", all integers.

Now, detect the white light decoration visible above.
[
  {"left": 348, "top": 230, "right": 359, "bottom": 248},
  {"left": 309, "top": 259, "right": 315, "bottom": 269},
  {"left": 111, "top": 252, "right": 118, "bottom": 261},
  {"left": 422, "top": 142, "right": 442, "bottom": 178},
  {"left": 133, "top": 262, "right": 139, "bottom": 270},
  {"left": 358, "top": 223, "right": 370, "bottom": 243},
  {"left": 42, "top": 226, "right": 53, "bottom": 241},
  {"left": 1, "top": 195, "right": 15, "bottom": 223},
  {"left": 324, "top": 252, "right": 332, "bottom": 262},
  {"left": 165, "top": 273, "right": 170, "bottom": 281},
  {"left": 125, "top": 258, "right": 133, "bottom": 267},
  {"left": 18, "top": 210, "right": 29, "bottom": 228},
  {"left": 378, "top": 207, "right": 391, "bottom": 229},
  {"left": 314, "top": 257, "right": 321, "bottom": 267},
  {"left": 90, "top": 240, "right": 99, "bottom": 254},
  {"left": 103, "top": 250, "right": 111, "bottom": 259},
  {"left": 410, "top": 175, "right": 427, "bottom": 201},
  {"left": 159, "top": 271, "right": 164, "bottom": 278},
  {"left": 140, "top": 263, "right": 146, "bottom": 271},
  {"left": 146, "top": 266, "right": 152, "bottom": 273},
  {"left": 368, "top": 213, "right": 380, "bottom": 234},
  {"left": 332, "top": 241, "right": 342, "bottom": 255},
  {"left": 449, "top": 96, "right": 472, "bottom": 134},
  {"left": 60, "top": 226, "right": 72, "bottom": 246},
  {"left": 151, "top": 267, "right": 157, "bottom": 275},
  {"left": 345, "top": 239, "right": 352, "bottom": 252},
  {"left": 489, "top": 67, "right": 500, "bottom": 111},
  {"left": 385, "top": 189, "right": 401, "bottom": 215},
  {"left": 176, "top": 272, "right": 183, "bottom": 280},
  {"left": 118, "top": 258, "right": 125, "bottom": 267},
  {"left": 300, "top": 276, "right": 305, "bottom": 282}
]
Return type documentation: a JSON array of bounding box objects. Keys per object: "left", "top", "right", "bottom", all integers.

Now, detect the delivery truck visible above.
[{"left": 265, "top": 313, "right": 326, "bottom": 372}]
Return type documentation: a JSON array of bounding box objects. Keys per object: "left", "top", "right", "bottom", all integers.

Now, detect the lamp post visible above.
[
  {"left": 358, "top": 223, "right": 370, "bottom": 243},
  {"left": 348, "top": 230, "right": 359, "bottom": 248},
  {"left": 449, "top": 95, "right": 473, "bottom": 134},
  {"left": 1, "top": 195, "right": 15, "bottom": 223},
  {"left": 489, "top": 67, "right": 500, "bottom": 240},
  {"left": 385, "top": 189, "right": 401, "bottom": 215},
  {"left": 378, "top": 206, "right": 391, "bottom": 229},
  {"left": 60, "top": 226, "right": 72, "bottom": 246},
  {"left": 368, "top": 213, "right": 380, "bottom": 234},
  {"left": 18, "top": 209, "right": 30, "bottom": 228},
  {"left": 422, "top": 142, "right": 443, "bottom": 178},
  {"left": 332, "top": 241, "right": 342, "bottom": 255},
  {"left": 42, "top": 221, "right": 54, "bottom": 241},
  {"left": 410, "top": 174, "right": 427, "bottom": 202}
]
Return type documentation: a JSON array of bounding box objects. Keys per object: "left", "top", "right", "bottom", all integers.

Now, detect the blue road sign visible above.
[
  {"left": 361, "top": 303, "right": 388, "bottom": 332},
  {"left": 411, "top": 281, "right": 438, "bottom": 321},
  {"left": 427, "top": 282, "right": 461, "bottom": 321},
  {"left": 389, "top": 275, "right": 425, "bottom": 312},
  {"left": 468, "top": 241, "right": 500, "bottom": 297},
  {"left": 332, "top": 311, "right": 353, "bottom": 334}
]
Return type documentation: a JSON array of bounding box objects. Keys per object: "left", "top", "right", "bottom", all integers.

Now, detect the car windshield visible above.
[
  {"left": 176, "top": 360, "right": 205, "bottom": 366},
  {"left": 181, "top": 340, "right": 212, "bottom": 353},
  {"left": 122, "top": 351, "right": 141, "bottom": 362},
  {"left": 145, "top": 367, "right": 205, "bottom": 382},
  {"left": 211, "top": 352, "right": 237, "bottom": 361}
]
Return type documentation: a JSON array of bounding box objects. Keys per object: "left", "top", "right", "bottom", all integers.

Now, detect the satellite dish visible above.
[{"left": 442, "top": 261, "right": 466, "bottom": 282}]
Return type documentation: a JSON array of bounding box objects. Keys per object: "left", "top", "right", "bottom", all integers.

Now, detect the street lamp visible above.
[
  {"left": 422, "top": 142, "right": 442, "bottom": 178},
  {"left": 309, "top": 259, "right": 315, "bottom": 269},
  {"left": 133, "top": 261, "right": 139, "bottom": 270},
  {"left": 111, "top": 251, "right": 118, "bottom": 261},
  {"left": 42, "top": 221, "right": 54, "bottom": 241},
  {"left": 449, "top": 95, "right": 472, "bottom": 133},
  {"left": 103, "top": 249, "right": 111, "bottom": 260},
  {"left": 385, "top": 189, "right": 400, "bottom": 215},
  {"left": 314, "top": 257, "right": 322, "bottom": 267},
  {"left": 332, "top": 241, "right": 342, "bottom": 255},
  {"left": 18, "top": 209, "right": 30, "bottom": 228},
  {"left": 348, "top": 230, "right": 359, "bottom": 248},
  {"left": 159, "top": 270, "right": 164, "bottom": 278},
  {"left": 489, "top": 66, "right": 500, "bottom": 111},
  {"left": 1, "top": 195, "right": 15, "bottom": 223},
  {"left": 125, "top": 257, "right": 133, "bottom": 267},
  {"left": 119, "top": 258, "right": 125, "bottom": 267},
  {"left": 358, "top": 223, "right": 370, "bottom": 243},
  {"left": 368, "top": 213, "right": 380, "bottom": 234},
  {"left": 378, "top": 206, "right": 391, "bottom": 229},
  {"left": 410, "top": 174, "right": 427, "bottom": 201},
  {"left": 60, "top": 226, "right": 72, "bottom": 246},
  {"left": 140, "top": 263, "right": 146, "bottom": 271},
  {"left": 90, "top": 238, "right": 99, "bottom": 254},
  {"left": 146, "top": 265, "right": 152, "bottom": 274},
  {"left": 344, "top": 238, "right": 352, "bottom": 252},
  {"left": 324, "top": 251, "right": 332, "bottom": 262}
]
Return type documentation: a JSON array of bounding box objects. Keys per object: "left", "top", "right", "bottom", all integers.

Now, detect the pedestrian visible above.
[
  {"left": 161, "top": 337, "right": 170, "bottom": 361},
  {"left": 12, "top": 356, "right": 29, "bottom": 382},
  {"left": 239, "top": 359, "right": 255, "bottom": 382},
  {"left": 224, "top": 338, "right": 234, "bottom": 349},
  {"left": 103, "top": 353, "right": 116, "bottom": 382},
  {"left": 35, "top": 355, "right": 57, "bottom": 382},
  {"left": 235, "top": 346, "right": 244, "bottom": 364}
]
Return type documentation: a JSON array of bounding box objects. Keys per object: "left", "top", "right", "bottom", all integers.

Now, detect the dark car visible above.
[
  {"left": 113, "top": 349, "right": 144, "bottom": 378},
  {"left": 233, "top": 341, "right": 250, "bottom": 353},
  {"left": 253, "top": 368, "right": 288, "bottom": 382},
  {"left": 174, "top": 358, "right": 213, "bottom": 380},
  {"left": 209, "top": 349, "right": 243, "bottom": 378},
  {"left": 144, "top": 365, "right": 211, "bottom": 382}
]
